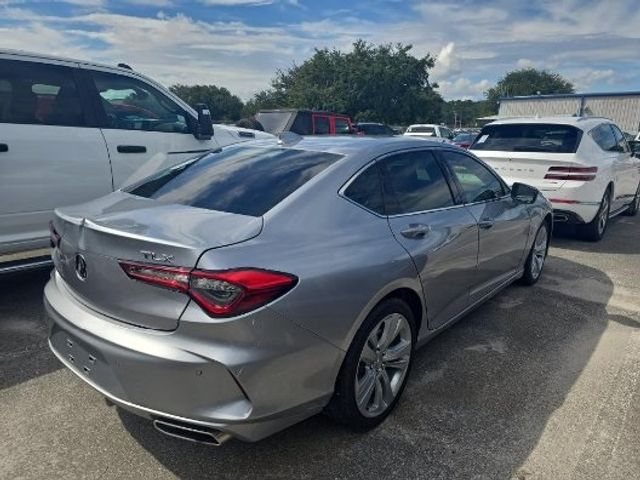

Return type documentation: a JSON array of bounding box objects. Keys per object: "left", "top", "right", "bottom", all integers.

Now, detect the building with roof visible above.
[{"left": 498, "top": 91, "right": 640, "bottom": 135}]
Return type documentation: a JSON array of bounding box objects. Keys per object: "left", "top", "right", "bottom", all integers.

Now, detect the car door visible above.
[
  {"left": 609, "top": 124, "right": 639, "bottom": 204},
  {"left": 439, "top": 149, "right": 531, "bottom": 302},
  {"left": 0, "top": 58, "right": 112, "bottom": 257},
  {"left": 382, "top": 149, "right": 479, "bottom": 329},
  {"left": 84, "top": 68, "right": 219, "bottom": 189}
]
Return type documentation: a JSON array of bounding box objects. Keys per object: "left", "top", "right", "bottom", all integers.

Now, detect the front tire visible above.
[
  {"left": 326, "top": 298, "right": 415, "bottom": 431},
  {"left": 519, "top": 222, "right": 549, "bottom": 286},
  {"left": 579, "top": 188, "right": 611, "bottom": 242}
]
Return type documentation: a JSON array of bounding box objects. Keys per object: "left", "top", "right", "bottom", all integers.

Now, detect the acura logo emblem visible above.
[{"left": 75, "top": 254, "right": 88, "bottom": 281}]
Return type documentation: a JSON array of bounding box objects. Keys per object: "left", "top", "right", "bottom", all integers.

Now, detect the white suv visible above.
[
  {"left": 470, "top": 116, "right": 640, "bottom": 241},
  {"left": 0, "top": 49, "right": 272, "bottom": 272},
  {"left": 403, "top": 124, "right": 454, "bottom": 143}
]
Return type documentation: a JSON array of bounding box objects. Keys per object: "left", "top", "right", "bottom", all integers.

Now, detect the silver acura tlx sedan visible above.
[{"left": 45, "top": 136, "right": 552, "bottom": 445}]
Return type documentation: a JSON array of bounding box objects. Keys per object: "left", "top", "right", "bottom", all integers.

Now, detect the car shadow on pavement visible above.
[
  {"left": 0, "top": 268, "right": 61, "bottom": 390},
  {"left": 552, "top": 216, "right": 638, "bottom": 255},
  {"left": 118, "top": 254, "right": 632, "bottom": 480}
]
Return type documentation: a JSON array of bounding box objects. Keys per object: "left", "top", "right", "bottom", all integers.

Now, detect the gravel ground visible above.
[{"left": 1, "top": 214, "right": 639, "bottom": 480}]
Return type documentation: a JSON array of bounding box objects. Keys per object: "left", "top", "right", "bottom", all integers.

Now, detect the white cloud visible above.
[
  {"left": 570, "top": 69, "right": 615, "bottom": 91},
  {"left": 431, "top": 42, "right": 460, "bottom": 80},
  {"left": 437, "top": 78, "right": 492, "bottom": 100}
]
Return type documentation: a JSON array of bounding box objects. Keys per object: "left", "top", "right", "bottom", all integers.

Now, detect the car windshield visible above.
[
  {"left": 127, "top": 146, "right": 342, "bottom": 216},
  {"left": 471, "top": 123, "right": 582, "bottom": 153}
]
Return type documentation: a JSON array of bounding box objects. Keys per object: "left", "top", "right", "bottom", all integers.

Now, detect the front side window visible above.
[
  {"left": 471, "top": 123, "right": 582, "bottom": 153},
  {"left": 441, "top": 151, "right": 506, "bottom": 203},
  {"left": 92, "top": 72, "right": 189, "bottom": 133},
  {"left": 0, "top": 59, "right": 85, "bottom": 127},
  {"left": 127, "top": 146, "right": 342, "bottom": 217},
  {"left": 380, "top": 150, "right": 454, "bottom": 215},
  {"left": 313, "top": 115, "right": 330, "bottom": 134},
  {"left": 344, "top": 163, "right": 385, "bottom": 214}
]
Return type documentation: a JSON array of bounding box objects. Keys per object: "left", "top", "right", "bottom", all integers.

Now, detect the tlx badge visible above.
[{"left": 140, "top": 250, "right": 175, "bottom": 263}]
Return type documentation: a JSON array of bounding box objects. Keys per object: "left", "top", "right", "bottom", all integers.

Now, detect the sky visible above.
[{"left": 1, "top": 0, "right": 639, "bottom": 101}]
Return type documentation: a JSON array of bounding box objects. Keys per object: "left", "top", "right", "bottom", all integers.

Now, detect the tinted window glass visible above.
[
  {"left": 471, "top": 123, "right": 582, "bottom": 153},
  {"left": 408, "top": 126, "right": 435, "bottom": 135},
  {"left": 344, "top": 164, "right": 384, "bottom": 214},
  {"left": 314, "top": 115, "right": 330, "bottom": 134},
  {"left": 335, "top": 117, "right": 351, "bottom": 135},
  {"left": 0, "top": 59, "right": 85, "bottom": 127},
  {"left": 380, "top": 150, "right": 454, "bottom": 215},
  {"left": 589, "top": 124, "right": 618, "bottom": 152},
  {"left": 609, "top": 124, "right": 629, "bottom": 152},
  {"left": 92, "top": 72, "right": 189, "bottom": 133},
  {"left": 128, "top": 146, "right": 341, "bottom": 216},
  {"left": 442, "top": 151, "right": 505, "bottom": 203}
]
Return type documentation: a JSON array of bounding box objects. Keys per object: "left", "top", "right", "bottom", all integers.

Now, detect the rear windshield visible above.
[
  {"left": 471, "top": 123, "right": 582, "bottom": 153},
  {"left": 255, "top": 111, "right": 295, "bottom": 134},
  {"left": 407, "top": 126, "right": 435, "bottom": 135},
  {"left": 127, "top": 146, "right": 342, "bottom": 216}
]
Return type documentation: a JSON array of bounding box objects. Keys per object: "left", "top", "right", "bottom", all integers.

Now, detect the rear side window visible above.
[
  {"left": 344, "top": 163, "right": 385, "bottom": 215},
  {"left": 380, "top": 150, "right": 454, "bottom": 215},
  {"left": 441, "top": 151, "right": 506, "bottom": 203},
  {"left": 0, "top": 59, "right": 85, "bottom": 127},
  {"left": 127, "top": 146, "right": 342, "bottom": 216},
  {"left": 314, "top": 115, "right": 330, "bottom": 134},
  {"left": 589, "top": 124, "right": 618, "bottom": 152},
  {"left": 471, "top": 123, "right": 582, "bottom": 153}
]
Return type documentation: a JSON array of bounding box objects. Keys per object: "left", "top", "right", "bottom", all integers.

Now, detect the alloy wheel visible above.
[
  {"left": 355, "top": 313, "right": 412, "bottom": 418},
  {"left": 530, "top": 226, "right": 548, "bottom": 280},
  {"left": 598, "top": 194, "right": 610, "bottom": 235}
]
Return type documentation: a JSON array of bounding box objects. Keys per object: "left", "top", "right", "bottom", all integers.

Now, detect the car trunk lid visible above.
[{"left": 52, "top": 192, "right": 262, "bottom": 330}]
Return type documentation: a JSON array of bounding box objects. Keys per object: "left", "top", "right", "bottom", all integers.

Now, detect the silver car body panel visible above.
[{"left": 45, "top": 136, "right": 552, "bottom": 442}]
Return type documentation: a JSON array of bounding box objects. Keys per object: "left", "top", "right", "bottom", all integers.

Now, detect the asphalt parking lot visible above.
[{"left": 1, "top": 216, "right": 639, "bottom": 480}]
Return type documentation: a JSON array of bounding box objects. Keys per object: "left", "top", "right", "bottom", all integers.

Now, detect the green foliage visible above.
[
  {"left": 441, "top": 99, "right": 493, "bottom": 127},
  {"left": 243, "top": 40, "right": 445, "bottom": 125},
  {"left": 485, "top": 68, "right": 575, "bottom": 113},
  {"left": 169, "top": 84, "right": 244, "bottom": 122}
]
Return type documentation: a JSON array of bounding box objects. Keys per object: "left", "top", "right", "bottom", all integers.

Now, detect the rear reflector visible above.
[
  {"left": 544, "top": 166, "right": 597, "bottom": 181},
  {"left": 120, "top": 262, "right": 297, "bottom": 318}
]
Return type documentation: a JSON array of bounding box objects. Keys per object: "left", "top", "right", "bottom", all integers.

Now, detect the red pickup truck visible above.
[{"left": 255, "top": 109, "right": 354, "bottom": 135}]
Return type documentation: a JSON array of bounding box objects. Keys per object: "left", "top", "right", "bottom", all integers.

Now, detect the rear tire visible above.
[
  {"left": 623, "top": 183, "right": 640, "bottom": 216},
  {"left": 519, "top": 222, "right": 549, "bottom": 286},
  {"left": 325, "top": 298, "right": 416, "bottom": 431},
  {"left": 579, "top": 188, "right": 611, "bottom": 242}
]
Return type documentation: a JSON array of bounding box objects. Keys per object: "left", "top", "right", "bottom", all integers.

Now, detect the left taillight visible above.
[
  {"left": 49, "top": 221, "right": 61, "bottom": 248},
  {"left": 119, "top": 262, "right": 297, "bottom": 318}
]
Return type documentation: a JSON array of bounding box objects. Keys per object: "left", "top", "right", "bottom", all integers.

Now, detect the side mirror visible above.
[
  {"left": 194, "top": 103, "right": 213, "bottom": 140},
  {"left": 511, "top": 182, "right": 539, "bottom": 204}
]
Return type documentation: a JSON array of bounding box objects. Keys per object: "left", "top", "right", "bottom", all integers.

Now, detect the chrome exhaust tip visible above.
[{"left": 153, "top": 419, "right": 232, "bottom": 446}]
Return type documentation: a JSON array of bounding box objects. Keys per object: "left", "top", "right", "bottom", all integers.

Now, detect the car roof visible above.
[
  {"left": 407, "top": 124, "right": 440, "bottom": 128},
  {"left": 487, "top": 115, "right": 614, "bottom": 130},
  {"left": 252, "top": 135, "right": 447, "bottom": 158},
  {"left": 0, "top": 48, "right": 140, "bottom": 76}
]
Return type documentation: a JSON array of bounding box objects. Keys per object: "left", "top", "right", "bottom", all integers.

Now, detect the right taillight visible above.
[
  {"left": 544, "top": 166, "right": 598, "bottom": 181},
  {"left": 119, "top": 262, "right": 297, "bottom": 318}
]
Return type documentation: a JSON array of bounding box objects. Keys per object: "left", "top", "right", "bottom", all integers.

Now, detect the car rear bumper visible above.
[{"left": 45, "top": 271, "right": 343, "bottom": 442}]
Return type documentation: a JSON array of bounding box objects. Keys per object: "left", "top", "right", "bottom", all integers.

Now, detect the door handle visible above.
[
  {"left": 400, "top": 223, "right": 431, "bottom": 239},
  {"left": 117, "top": 145, "right": 147, "bottom": 154},
  {"left": 0, "top": 143, "right": 8, "bottom": 153},
  {"left": 478, "top": 220, "right": 495, "bottom": 230}
]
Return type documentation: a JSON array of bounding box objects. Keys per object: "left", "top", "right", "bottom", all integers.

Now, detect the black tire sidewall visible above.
[
  {"left": 326, "top": 298, "right": 416, "bottom": 431},
  {"left": 520, "top": 222, "right": 548, "bottom": 286}
]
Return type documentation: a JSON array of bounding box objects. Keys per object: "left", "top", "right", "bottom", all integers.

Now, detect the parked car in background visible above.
[
  {"left": 354, "top": 122, "right": 396, "bottom": 136},
  {"left": 46, "top": 136, "right": 551, "bottom": 445},
  {"left": 0, "top": 49, "right": 272, "bottom": 273},
  {"left": 255, "top": 109, "right": 353, "bottom": 135},
  {"left": 403, "top": 124, "right": 454, "bottom": 143},
  {"left": 452, "top": 132, "right": 477, "bottom": 149},
  {"left": 470, "top": 116, "right": 640, "bottom": 241}
]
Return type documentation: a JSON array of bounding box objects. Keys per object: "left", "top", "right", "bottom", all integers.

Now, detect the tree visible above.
[
  {"left": 485, "top": 68, "right": 574, "bottom": 113},
  {"left": 441, "top": 99, "right": 493, "bottom": 128},
  {"left": 243, "top": 40, "right": 444, "bottom": 125},
  {"left": 169, "top": 84, "right": 244, "bottom": 122}
]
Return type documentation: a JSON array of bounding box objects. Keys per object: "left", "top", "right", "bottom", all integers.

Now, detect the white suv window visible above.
[
  {"left": 91, "top": 71, "right": 189, "bottom": 134},
  {"left": 589, "top": 123, "right": 619, "bottom": 152}
]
